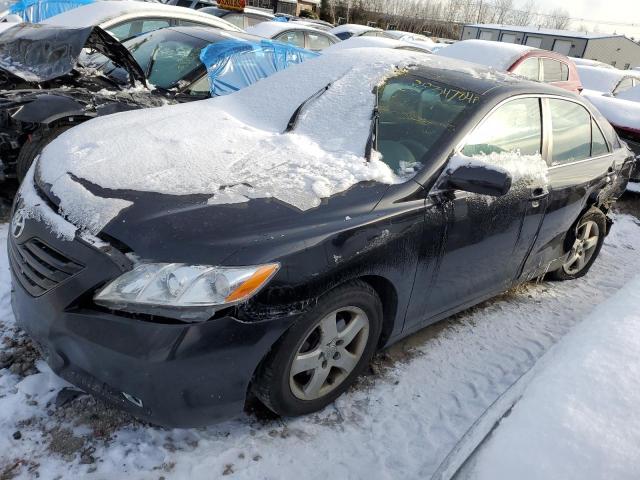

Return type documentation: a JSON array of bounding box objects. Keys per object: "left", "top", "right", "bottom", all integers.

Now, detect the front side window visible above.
[
  {"left": 376, "top": 73, "right": 482, "bottom": 175},
  {"left": 275, "top": 30, "right": 305, "bottom": 48},
  {"left": 514, "top": 57, "right": 540, "bottom": 81},
  {"left": 462, "top": 98, "right": 542, "bottom": 157},
  {"left": 549, "top": 99, "right": 591, "bottom": 165}
]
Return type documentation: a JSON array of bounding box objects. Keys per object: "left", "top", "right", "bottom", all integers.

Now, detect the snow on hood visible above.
[
  {"left": 616, "top": 85, "right": 640, "bottom": 103},
  {"left": 39, "top": 49, "right": 473, "bottom": 235},
  {"left": 583, "top": 92, "right": 640, "bottom": 131},
  {"left": 435, "top": 39, "right": 535, "bottom": 71}
]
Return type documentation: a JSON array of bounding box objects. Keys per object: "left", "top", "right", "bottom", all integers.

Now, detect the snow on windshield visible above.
[
  {"left": 34, "top": 50, "right": 496, "bottom": 235},
  {"left": 435, "top": 39, "right": 535, "bottom": 71}
]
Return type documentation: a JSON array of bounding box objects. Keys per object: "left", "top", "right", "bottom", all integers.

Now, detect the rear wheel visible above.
[
  {"left": 16, "top": 126, "right": 71, "bottom": 182},
  {"left": 548, "top": 208, "right": 606, "bottom": 281},
  {"left": 253, "top": 281, "right": 382, "bottom": 417}
]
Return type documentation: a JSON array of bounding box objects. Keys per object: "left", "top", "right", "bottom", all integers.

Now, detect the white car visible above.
[
  {"left": 325, "top": 36, "right": 432, "bottom": 54},
  {"left": 329, "top": 23, "right": 385, "bottom": 41},
  {"left": 246, "top": 21, "right": 339, "bottom": 51},
  {"left": 577, "top": 65, "right": 640, "bottom": 163},
  {"left": 42, "top": 0, "right": 243, "bottom": 40}
]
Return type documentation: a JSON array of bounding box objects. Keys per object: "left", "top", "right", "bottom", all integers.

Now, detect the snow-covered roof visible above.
[
  {"left": 435, "top": 39, "right": 535, "bottom": 71},
  {"left": 577, "top": 65, "right": 640, "bottom": 93},
  {"left": 35, "top": 49, "right": 508, "bottom": 233},
  {"left": 616, "top": 85, "right": 640, "bottom": 102},
  {"left": 329, "top": 23, "right": 380, "bottom": 36},
  {"left": 42, "top": 1, "right": 242, "bottom": 31},
  {"left": 324, "top": 36, "right": 431, "bottom": 54},
  {"left": 246, "top": 20, "right": 331, "bottom": 39},
  {"left": 570, "top": 57, "right": 614, "bottom": 69},
  {"left": 464, "top": 23, "right": 620, "bottom": 40}
]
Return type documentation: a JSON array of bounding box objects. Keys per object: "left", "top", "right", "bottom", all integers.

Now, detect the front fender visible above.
[{"left": 10, "top": 94, "right": 91, "bottom": 124}]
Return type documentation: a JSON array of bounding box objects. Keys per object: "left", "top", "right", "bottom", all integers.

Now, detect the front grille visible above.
[{"left": 8, "top": 237, "right": 84, "bottom": 297}]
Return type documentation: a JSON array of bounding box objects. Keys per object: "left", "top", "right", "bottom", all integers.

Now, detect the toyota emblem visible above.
[{"left": 11, "top": 210, "right": 26, "bottom": 239}]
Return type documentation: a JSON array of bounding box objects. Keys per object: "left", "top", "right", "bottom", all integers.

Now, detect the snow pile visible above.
[
  {"left": 459, "top": 274, "right": 640, "bottom": 480},
  {"left": 435, "top": 39, "right": 535, "bottom": 71},
  {"left": 38, "top": 49, "right": 482, "bottom": 228}
]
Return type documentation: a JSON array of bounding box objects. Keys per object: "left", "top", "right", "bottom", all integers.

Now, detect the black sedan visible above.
[
  {"left": 8, "top": 50, "right": 634, "bottom": 427},
  {"left": 0, "top": 24, "right": 314, "bottom": 182}
]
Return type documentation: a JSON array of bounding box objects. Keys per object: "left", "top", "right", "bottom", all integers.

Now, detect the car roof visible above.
[
  {"left": 329, "top": 23, "right": 381, "bottom": 35},
  {"left": 325, "top": 36, "right": 432, "bottom": 53},
  {"left": 247, "top": 21, "right": 337, "bottom": 39},
  {"left": 155, "top": 25, "right": 265, "bottom": 44},
  {"left": 435, "top": 39, "right": 538, "bottom": 71},
  {"left": 42, "top": 0, "right": 243, "bottom": 32}
]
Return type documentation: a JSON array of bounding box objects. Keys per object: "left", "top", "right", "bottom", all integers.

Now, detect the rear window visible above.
[{"left": 376, "top": 73, "right": 482, "bottom": 176}]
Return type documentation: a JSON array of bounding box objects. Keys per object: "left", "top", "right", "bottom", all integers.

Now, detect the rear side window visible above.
[
  {"left": 335, "top": 32, "right": 352, "bottom": 40},
  {"left": 591, "top": 119, "right": 609, "bottom": 157},
  {"left": 542, "top": 59, "right": 569, "bottom": 82},
  {"left": 108, "top": 18, "right": 171, "bottom": 41},
  {"left": 514, "top": 57, "right": 540, "bottom": 81},
  {"left": 462, "top": 98, "right": 542, "bottom": 157},
  {"left": 275, "top": 30, "right": 305, "bottom": 48},
  {"left": 549, "top": 99, "right": 591, "bottom": 165},
  {"left": 307, "top": 32, "right": 332, "bottom": 50}
]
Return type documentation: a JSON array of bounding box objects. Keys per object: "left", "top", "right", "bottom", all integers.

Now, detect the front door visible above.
[{"left": 405, "top": 97, "right": 549, "bottom": 327}]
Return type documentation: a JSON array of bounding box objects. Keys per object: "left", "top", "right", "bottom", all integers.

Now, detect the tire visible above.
[
  {"left": 253, "top": 280, "right": 383, "bottom": 417},
  {"left": 548, "top": 207, "right": 606, "bottom": 281},
  {"left": 16, "top": 126, "right": 71, "bottom": 182}
]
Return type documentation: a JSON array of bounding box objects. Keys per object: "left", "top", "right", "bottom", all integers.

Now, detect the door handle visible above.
[{"left": 529, "top": 187, "right": 549, "bottom": 200}]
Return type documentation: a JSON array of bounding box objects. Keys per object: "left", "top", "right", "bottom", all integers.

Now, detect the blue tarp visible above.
[
  {"left": 199, "top": 39, "right": 319, "bottom": 97},
  {"left": 9, "top": 0, "right": 94, "bottom": 23}
]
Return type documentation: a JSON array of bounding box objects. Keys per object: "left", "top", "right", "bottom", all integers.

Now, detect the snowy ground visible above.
[{"left": 1, "top": 196, "right": 640, "bottom": 479}]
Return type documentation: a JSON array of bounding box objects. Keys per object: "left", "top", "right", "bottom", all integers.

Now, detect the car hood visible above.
[
  {"left": 31, "top": 167, "right": 390, "bottom": 265},
  {"left": 0, "top": 23, "right": 146, "bottom": 87}
]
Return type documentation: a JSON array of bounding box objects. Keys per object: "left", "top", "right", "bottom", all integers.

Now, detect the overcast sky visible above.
[{"left": 533, "top": 0, "right": 640, "bottom": 37}]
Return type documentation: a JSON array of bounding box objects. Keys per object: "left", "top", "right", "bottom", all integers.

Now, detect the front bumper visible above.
[{"left": 8, "top": 208, "right": 293, "bottom": 427}]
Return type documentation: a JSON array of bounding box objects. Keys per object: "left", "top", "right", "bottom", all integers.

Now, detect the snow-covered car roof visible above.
[
  {"left": 329, "top": 23, "right": 381, "bottom": 36},
  {"left": 570, "top": 57, "right": 614, "bottom": 69},
  {"left": 35, "top": 49, "right": 524, "bottom": 233},
  {"left": 42, "top": 0, "right": 242, "bottom": 32},
  {"left": 583, "top": 91, "right": 640, "bottom": 133},
  {"left": 324, "top": 36, "right": 431, "bottom": 54},
  {"left": 435, "top": 39, "right": 536, "bottom": 71},
  {"left": 385, "top": 30, "right": 435, "bottom": 46},
  {"left": 616, "top": 85, "right": 640, "bottom": 102},
  {"left": 577, "top": 65, "right": 640, "bottom": 94},
  {"left": 246, "top": 20, "right": 337, "bottom": 39}
]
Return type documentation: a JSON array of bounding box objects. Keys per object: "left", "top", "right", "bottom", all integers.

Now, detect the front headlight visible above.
[{"left": 94, "top": 262, "right": 280, "bottom": 322}]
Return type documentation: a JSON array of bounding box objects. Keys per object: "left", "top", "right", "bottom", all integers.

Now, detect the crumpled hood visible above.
[{"left": 0, "top": 23, "right": 145, "bottom": 86}]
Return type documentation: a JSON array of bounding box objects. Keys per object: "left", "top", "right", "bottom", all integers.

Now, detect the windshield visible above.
[
  {"left": 376, "top": 73, "right": 482, "bottom": 176},
  {"left": 95, "top": 29, "right": 209, "bottom": 89}
]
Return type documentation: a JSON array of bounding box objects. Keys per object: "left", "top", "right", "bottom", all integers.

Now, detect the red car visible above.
[{"left": 435, "top": 39, "right": 583, "bottom": 94}]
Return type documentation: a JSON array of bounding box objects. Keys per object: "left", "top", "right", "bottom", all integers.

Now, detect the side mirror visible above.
[{"left": 444, "top": 163, "right": 512, "bottom": 197}]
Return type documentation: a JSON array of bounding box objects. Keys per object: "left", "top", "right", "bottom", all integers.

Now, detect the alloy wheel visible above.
[
  {"left": 562, "top": 220, "right": 600, "bottom": 275},
  {"left": 289, "top": 306, "right": 370, "bottom": 401}
]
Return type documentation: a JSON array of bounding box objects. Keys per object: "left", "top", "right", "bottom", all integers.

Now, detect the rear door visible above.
[{"left": 521, "top": 97, "right": 616, "bottom": 276}]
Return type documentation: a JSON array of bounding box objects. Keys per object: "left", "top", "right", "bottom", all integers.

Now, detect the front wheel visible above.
[
  {"left": 253, "top": 281, "right": 382, "bottom": 417},
  {"left": 548, "top": 208, "right": 606, "bottom": 281}
]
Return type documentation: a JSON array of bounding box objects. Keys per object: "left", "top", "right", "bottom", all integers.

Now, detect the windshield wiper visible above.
[{"left": 285, "top": 82, "right": 331, "bottom": 133}]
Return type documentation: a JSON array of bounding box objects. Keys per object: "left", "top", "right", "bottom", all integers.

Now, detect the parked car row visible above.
[{"left": 1, "top": 1, "right": 638, "bottom": 429}]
